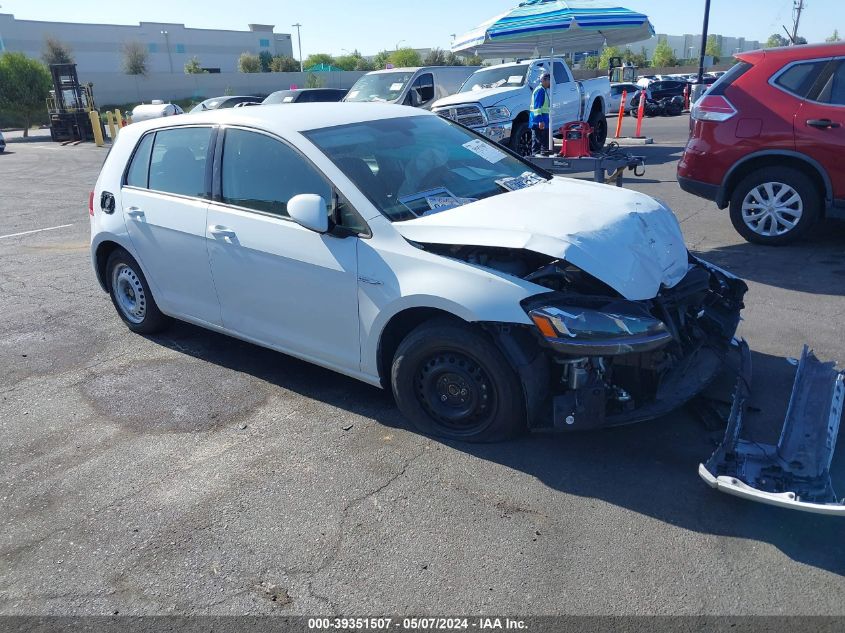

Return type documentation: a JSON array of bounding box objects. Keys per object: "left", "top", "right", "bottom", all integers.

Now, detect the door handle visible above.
[
  {"left": 208, "top": 225, "right": 237, "bottom": 239},
  {"left": 126, "top": 207, "right": 145, "bottom": 219},
  {"left": 806, "top": 118, "right": 841, "bottom": 129}
]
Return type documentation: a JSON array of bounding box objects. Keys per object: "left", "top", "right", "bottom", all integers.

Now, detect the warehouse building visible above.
[{"left": 0, "top": 13, "right": 293, "bottom": 73}]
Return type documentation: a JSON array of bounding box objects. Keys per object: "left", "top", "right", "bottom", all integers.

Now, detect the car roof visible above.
[
  {"left": 739, "top": 41, "right": 845, "bottom": 63},
  {"left": 130, "top": 102, "right": 432, "bottom": 136}
]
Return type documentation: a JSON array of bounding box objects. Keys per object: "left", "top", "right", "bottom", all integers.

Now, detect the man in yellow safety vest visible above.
[{"left": 529, "top": 72, "right": 551, "bottom": 154}]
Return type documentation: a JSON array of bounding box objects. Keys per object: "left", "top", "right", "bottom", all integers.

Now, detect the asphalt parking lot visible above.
[{"left": 2, "top": 115, "right": 845, "bottom": 617}]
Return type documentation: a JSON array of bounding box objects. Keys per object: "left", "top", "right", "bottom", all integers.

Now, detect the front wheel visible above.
[
  {"left": 391, "top": 319, "right": 526, "bottom": 443},
  {"left": 509, "top": 121, "right": 534, "bottom": 157},
  {"left": 728, "top": 167, "right": 821, "bottom": 246},
  {"left": 588, "top": 109, "right": 607, "bottom": 152}
]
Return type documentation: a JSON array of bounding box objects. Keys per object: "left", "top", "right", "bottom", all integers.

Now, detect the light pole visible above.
[
  {"left": 697, "top": 0, "right": 712, "bottom": 83},
  {"left": 161, "top": 30, "right": 173, "bottom": 73},
  {"left": 0, "top": 4, "right": 6, "bottom": 53},
  {"left": 395, "top": 39, "right": 405, "bottom": 51},
  {"left": 292, "top": 23, "right": 303, "bottom": 72}
]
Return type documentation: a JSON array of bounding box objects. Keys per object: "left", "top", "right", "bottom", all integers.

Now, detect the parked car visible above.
[
  {"left": 678, "top": 42, "right": 845, "bottom": 245},
  {"left": 131, "top": 102, "right": 185, "bottom": 123},
  {"left": 90, "top": 103, "right": 746, "bottom": 443},
  {"left": 0, "top": 130, "right": 5, "bottom": 153},
  {"left": 263, "top": 88, "right": 348, "bottom": 104},
  {"left": 189, "top": 96, "right": 261, "bottom": 113},
  {"left": 431, "top": 57, "right": 611, "bottom": 155},
  {"left": 608, "top": 82, "right": 639, "bottom": 115},
  {"left": 344, "top": 66, "right": 477, "bottom": 110}
]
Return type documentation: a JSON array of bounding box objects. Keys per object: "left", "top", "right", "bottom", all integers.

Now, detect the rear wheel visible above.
[
  {"left": 391, "top": 319, "right": 526, "bottom": 443},
  {"left": 588, "top": 108, "right": 607, "bottom": 152},
  {"left": 728, "top": 167, "right": 821, "bottom": 246},
  {"left": 106, "top": 248, "right": 170, "bottom": 334}
]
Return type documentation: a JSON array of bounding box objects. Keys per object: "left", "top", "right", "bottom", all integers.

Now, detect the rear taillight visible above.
[
  {"left": 691, "top": 95, "right": 737, "bottom": 122},
  {"left": 89, "top": 191, "right": 95, "bottom": 216}
]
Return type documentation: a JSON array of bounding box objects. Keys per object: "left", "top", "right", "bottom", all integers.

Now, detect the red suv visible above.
[{"left": 678, "top": 43, "right": 845, "bottom": 245}]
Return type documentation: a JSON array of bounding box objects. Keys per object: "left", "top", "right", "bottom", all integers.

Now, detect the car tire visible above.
[
  {"left": 729, "top": 167, "right": 821, "bottom": 246},
  {"left": 588, "top": 109, "right": 607, "bottom": 152},
  {"left": 391, "top": 319, "right": 526, "bottom": 443},
  {"left": 106, "top": 248, "right": 170, "bottom": 334},
  {"left": 509, "top": 120, "right": 533, "bottom": 157}
]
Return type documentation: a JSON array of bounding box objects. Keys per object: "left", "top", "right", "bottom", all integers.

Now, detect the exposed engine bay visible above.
[{"left": 421, "top": 243, "right": 747, "bottom": 431}]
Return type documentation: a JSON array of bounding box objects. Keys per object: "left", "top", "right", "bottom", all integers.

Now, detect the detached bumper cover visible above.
[{"left": 700, "top": 345, "right": 845, "bottom": 515}]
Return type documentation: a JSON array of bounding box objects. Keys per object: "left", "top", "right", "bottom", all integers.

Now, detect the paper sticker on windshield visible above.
[
  {"left": 282, "top": 96, "right": 294, "bottom": 103},
  {"left": 462, "top": 139, "right": 506, "bottom": 164},
  {"left": 496, "top": 171, "right": 546, "bottom": 192},
  {"left": 508, "top": 75, "right": 523, "bottom": 84},
  {"left": 347, "top": 90, "right": 359, "bottom": 99},
  {"left": 389, "top": 83, "right": 404, "bottom": 91},
  {"left": 423, "top": 196, "right": 478, "bottom": 215}
]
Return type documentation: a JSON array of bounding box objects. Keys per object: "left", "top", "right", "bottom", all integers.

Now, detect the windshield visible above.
[
  {"left": 344, "top": 72, "right": 414, "bottom": 103},
  {"left": 460, "top": 64, "right": 529, "bottom": 92},
  {"left": 305, "top": 115, "right": 548, "bottom": 222}
]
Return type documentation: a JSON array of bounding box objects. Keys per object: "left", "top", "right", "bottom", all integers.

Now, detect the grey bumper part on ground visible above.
[{"left": 700, "top": 343, "right": 845, "bottom": 515}]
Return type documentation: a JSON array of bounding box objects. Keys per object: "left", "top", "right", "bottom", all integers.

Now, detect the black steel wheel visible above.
[
  {"left": 509, "top": 121, "right": 534, "bottom": 157},
  {"left": 391, "top": 319, "right": 526, "bottom": 442},
  {"left": 588, "top": 108, "right": 607, "bottom": 152}
]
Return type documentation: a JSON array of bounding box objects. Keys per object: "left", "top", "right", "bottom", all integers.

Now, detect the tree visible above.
[
  {"left": 424, "top": 48, "right": 447, "bottom": 66},
  {"left": 42, "top": 37, "right": 73, "bottom": 65},
  {"left": 258, "top": 50, "right": 273, "bottom": 72},
  {"left": 237, "top": 52, "right": 261, "bottom": 73},
  {"left": 622, "top": 47, "right": 648, "bottom": 68},
  {"left": 304, "top": 53, "right": 335, "bottom": 69},
  {"left": 651, "top": 40, "right": 678, "bottom": 68},
  {"left": 0, "top": 52, "right": 52, "bottom": 137},
  {"left": 122, "top": 41, "right": 148, "bottom": 75},
  {"left": 582, "top": 55, "right": 599, "bottom": 70},
  {"left": 765, "top": 33, "right": 789, "bottom": 48},
  {"left": 388, "top": 48, "right": 422, "bottom": 68},
  {"left": 826, "top": 29, "right": 841, "bottom": 42},
  {"left": 270, "top": 55, "right": 300, "bottom": 72},
  {"left": 335, "top": 50, "right": 365, "bottom": 71},
  {"left": 354, "top": 57, "right": 375, "bottom": 71},
  {"left": 462, "top": 53, "right": 484, "bottom": 66},
  {"left": 443, "top": 51, "right": 464, "bottom": 66},
  {"left": 372, "top": 50, "right": 391, "bottom": 69},
  {"left": 598, "top": 45, "right": 621, "bottom": 69},
  {"left": 705, "top": 35, "right": 722, "bottom": 61},
  {"left": 794, "top": 36, "right": 808, "bottom": 45},
  {"left": 184, "top": 56, "right": 206, "bottom": 74}
]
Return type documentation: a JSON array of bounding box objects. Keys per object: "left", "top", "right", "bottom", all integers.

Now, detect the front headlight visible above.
[
  {"left": 485, "top": 106, "right": 511, "bottom": 122},
  {"left": 528, "top": 306, "right": 673, "bottom": 356}
]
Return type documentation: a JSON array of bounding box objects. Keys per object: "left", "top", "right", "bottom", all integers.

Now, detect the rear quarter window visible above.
[
  {"left": 125, "top": 133, "right": 154, "bottom": 188},
  {"left": 773, "top": 60, "right": 830, "bottom": 97}
]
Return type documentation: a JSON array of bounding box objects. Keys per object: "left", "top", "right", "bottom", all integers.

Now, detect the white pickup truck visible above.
[{"left": 432, "top": 58, "right": 610, "bottom": 155}]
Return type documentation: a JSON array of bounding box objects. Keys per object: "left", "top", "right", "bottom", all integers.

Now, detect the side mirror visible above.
[{"left": 288, "top": 194, "right": 329, "bottom": 233}]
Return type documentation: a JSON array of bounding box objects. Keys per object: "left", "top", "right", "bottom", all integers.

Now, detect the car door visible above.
[
  {"left": 205, "top": 126, "right": 361, "bottom": 370},
  {"left": 552, "top": 61, "right": 580, "bottom": 123},
  {"left": 794, "top": 58, "right": 845, "bottom": 200},
  {"left": 120, "top": 125, "right": 222, "bottom": 325}
]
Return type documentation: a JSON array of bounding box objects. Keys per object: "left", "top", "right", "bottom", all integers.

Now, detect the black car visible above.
[
  {"left": 0, "top": 130, "right": 5, "bottom": 153},
  {"left": 262, "top": 89, "right": 348, "bottom": 104},
  {"left": 189, "top": 96, "right": 262, "bottom": 113}
]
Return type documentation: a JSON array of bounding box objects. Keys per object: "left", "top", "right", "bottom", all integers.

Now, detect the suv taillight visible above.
[
  {"left": 89, "top": 191, "right": 95, "bottom": 216},
  {"left": 691, "top": 95, "right": 737, "bottom": 122}
]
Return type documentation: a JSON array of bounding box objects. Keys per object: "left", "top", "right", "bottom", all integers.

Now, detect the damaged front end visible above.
[
  {"left": 513, "top": 253, "right": 749, "bottom": 431},
  {"left": 700, "top": 345, "right": 845, "bottom": 515}
]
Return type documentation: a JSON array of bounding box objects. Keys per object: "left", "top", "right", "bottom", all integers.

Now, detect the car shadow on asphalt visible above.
[
  {"left": 694, "top": 220, "right": 845, "bottom": 296},
  {"left": 151, "top": 323, "right": 845, "bottom": 577}
]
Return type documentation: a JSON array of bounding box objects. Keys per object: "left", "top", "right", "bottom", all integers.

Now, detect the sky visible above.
[{"left": 3, "top": 0, "right": 843, "bottom": 57}]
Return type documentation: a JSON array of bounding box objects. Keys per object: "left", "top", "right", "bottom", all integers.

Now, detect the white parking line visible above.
[{"left": 0, "top": 223, "right": 75, "bottom": 239}]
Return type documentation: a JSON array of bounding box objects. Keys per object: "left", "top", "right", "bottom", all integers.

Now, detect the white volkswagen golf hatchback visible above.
[{"left": 90, "top": 103, "right": 747, "bottom": 443}]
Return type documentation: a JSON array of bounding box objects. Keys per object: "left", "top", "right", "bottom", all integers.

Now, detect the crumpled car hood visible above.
[{"left": 393, "top": 177, "right": 689, "bottom": 301}]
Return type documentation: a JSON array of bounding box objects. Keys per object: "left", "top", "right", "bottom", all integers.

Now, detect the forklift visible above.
[
  {"left": 607, "top": 56, "right": 638, "bottom": 83},
  {"left": 46, "top": 63, "right": 105, "bottom": 142}
]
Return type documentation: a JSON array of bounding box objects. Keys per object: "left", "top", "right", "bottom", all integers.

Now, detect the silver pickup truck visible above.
[{"left": 432, "top": 57, "right": 611, "bottom": 155}]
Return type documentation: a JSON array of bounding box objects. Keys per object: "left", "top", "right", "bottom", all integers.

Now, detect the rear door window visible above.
[
  {"left": 411, "top": 73, "right": 435, "bottom": 103},
  {"left": 812, "top": 59, "right": 845, "bottom": 105},
  {"left": 125, "top": 132, "right": 154, "bottom": 188},
  {"left": 220, "top": 128, "right": 331, "bottom": 217},
  {"left": 553, "top": 61, "right": 571, "bottom": 84},
  {"left": 148, "top": 127, "right": 213, "bottom": 198}
]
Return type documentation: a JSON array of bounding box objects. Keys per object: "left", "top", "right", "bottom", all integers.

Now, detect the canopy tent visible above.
[{"left": 451, "top": 0, "right": 655, "bottom": 58}]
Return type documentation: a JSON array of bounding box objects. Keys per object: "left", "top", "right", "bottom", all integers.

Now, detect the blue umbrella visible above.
[{"left": 452, "top": 0, "right": 654, "bottom": 58}]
